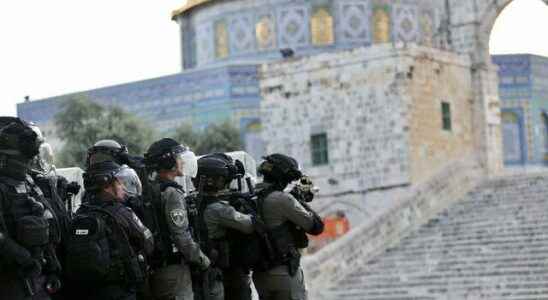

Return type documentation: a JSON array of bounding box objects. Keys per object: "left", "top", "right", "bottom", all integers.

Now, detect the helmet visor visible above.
[
  {"left": 30, "top": 143, "right": 54, "bottom": 174},
  {"left": 115, "top": 166, "right": 142, "bottom": 196},
  {"left": 38, "top": 143, "right": 54, "bottom": 173},
  {"left": 177, "top": 149, "right": 198, "bottom": 178}
]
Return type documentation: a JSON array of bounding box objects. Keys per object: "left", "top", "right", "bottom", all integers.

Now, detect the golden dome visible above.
[{"left": 172, "top": 0, "right": 214, "bottom": 19}]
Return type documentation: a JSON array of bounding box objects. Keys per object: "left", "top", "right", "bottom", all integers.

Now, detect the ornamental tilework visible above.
[
  {"left": 419, "top": 9, "right": 435, "bottom": 46},
  {"left": 310, "top": 6, "right": 334, "bottom": 46},
  {"left": 337, "top": 0, "right": 372, "bottom": 44},
  {"left": 196, "top": 23, "right": 214, "bottom": 64},
  {"left": 277, "top": 5, "right": 310, "bottom": 49},
  {"left": 372, "top": 5, "right": 391, "bottom": 44},
  {"left": 229, "top": 14, "right": 256, "bottom": 54},
  {"left": 215, "top": 19, "right": 229, "bottom": 58},
  {"left": 255, "top": 13, "right": 277, "bottom": 50},
  {"left": 394, "top": 4, "right": 419, "bottom": 43}
]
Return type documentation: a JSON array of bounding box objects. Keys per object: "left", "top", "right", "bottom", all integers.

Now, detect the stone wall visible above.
[
  {"left": 260, "top": 45, "right": 474, "bottom": 196},
  {"left": 408, "top": 52, "right": 474, "bottom": 182},
  {"left": 260, "top": 44, "right": 413, "bottom": 196},
  {"left": 302, "top": 153, "right": 484, "bottom": 299}
]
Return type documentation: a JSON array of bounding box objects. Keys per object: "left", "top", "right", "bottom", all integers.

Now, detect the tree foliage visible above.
[
  {"left": 54, "top": 95, "right": 156, "bottom": 168},
  {"left": 171, "top": 121, "right": 243, "bottom": 156}
]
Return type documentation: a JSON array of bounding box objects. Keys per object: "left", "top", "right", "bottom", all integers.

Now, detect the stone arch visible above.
[
  {"left": 476, "top": 0, "right": 548, "bottom": 63},
  {"left": 456, "top": 0, "right": 548, "bottom": 175}
]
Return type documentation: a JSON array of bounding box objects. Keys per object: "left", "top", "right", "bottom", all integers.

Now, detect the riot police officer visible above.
[
  {"left": 144, "top": 138, "right": 210, "bottom": 300},
  {"left": 252, "top": 154, "right": 324, "bottom": 300},
  {"left": 0, "top": 117, "right": 61, "bottom": 299},
  {"left": 192, "top": 153, "right": 257, "bottom": 300},
  {"left": 67, "top": 161, "right": 153, "bottom": 300},
  {"left": 86, "top": 140, "right": 144, "bottom": 214},
  {"left": 28, "top": 132, "right": 79, "bottom": 299}
]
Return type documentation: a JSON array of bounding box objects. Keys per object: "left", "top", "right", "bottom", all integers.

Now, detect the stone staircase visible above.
[{"left": 322, "top": 173, "right": 548, "bottom": 300}]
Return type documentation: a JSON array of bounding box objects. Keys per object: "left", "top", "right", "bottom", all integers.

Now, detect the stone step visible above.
[
  {"left": 324, "top": 287, "right": 548, "bottom": 300},
  {"left": 337, "top": 272, "right": 548, "bottom": 291},
  {"left": 415, "top": 219, "right": 548, "bottom": 236},
  {"left": 360, "top": 253, "right": 548, "bottom": 273},
  {"left": 398, "top": 228, "right": 548, "bottom": 247},
  {"left": 381, "top": 237, "right": 548, "bottom": 258},
  {"left": 323, "top": 175, "right": 548, "bottom": 299}
]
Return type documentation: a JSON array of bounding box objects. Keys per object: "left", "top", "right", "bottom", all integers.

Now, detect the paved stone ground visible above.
[{"left": 321, "top": 173, "right": 548, "bottom": 300}]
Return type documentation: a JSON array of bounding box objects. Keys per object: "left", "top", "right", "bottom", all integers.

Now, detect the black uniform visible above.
[
  {"left": 0, "top": 175, "right": 62, "bottom": 300},
  {"left": 74, "top": 193, "right": 154, "bottom": 300},
  {"left": 0, "top": 117, "right": 61, "bottom": 300},
  {"left": 34, "top": 175, "right": 76, "bottom": 300}
]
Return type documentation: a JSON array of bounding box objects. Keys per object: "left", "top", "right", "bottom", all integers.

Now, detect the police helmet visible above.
[
  {"left": 144, "top": 138, "right": 198, "bottom": 177},
  {"left": 0, "top": 117, "right": 43, "bottom": 159},
  {"left": 117, "top": 165, "right": 142, "bottom": 196},
  {"left": 83, "top": 161, "right": 124, "bottom": 191},
  {"left": 87, "top": 139, "right": 128, "bottom": 168},
  {"left": 258, "top": 153, "right": 302, "bottom": 185},
  {"left": 194, "top": 153, "right": 245, "bottom": 192}
]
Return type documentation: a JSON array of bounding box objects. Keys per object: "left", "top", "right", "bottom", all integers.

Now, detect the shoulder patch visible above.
[{"left": 170, "top": 208, "right": 187, "bottom": 227}]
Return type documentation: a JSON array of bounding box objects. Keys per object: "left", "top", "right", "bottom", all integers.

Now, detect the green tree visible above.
[
  {"left": 171, "top": 123, "right": 200, "bottom": 150},
  {"left": 171, "top": 121, "right": 244, "bottom": 155},
  {"left": 55, "top": 95, "right": 156, "bottom": 168}
]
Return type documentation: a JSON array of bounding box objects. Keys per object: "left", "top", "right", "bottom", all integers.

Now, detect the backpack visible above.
[
  {"left": 65, "top": 204, "right": 138, "bottom": 284},
  {"left": 237, "top": 187, "right": 302, "bottom": 274},
  {"left": 235, "top": 189, "right": 277, "bottom": 272},
  {"left": 142, "top": 180, "right": 183, "bottom": 269}
]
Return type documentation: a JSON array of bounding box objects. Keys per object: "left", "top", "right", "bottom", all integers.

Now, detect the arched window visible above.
[
  {"left": 501, "top": 111, "right": 525, "bottom": 164},
  {"left": 215, "top": 20, "right": 229, "bottom": 58},
  {"left": 256, "top": 15, "right": 276, "bottom": 50},
  {"left": 310, "top": 7, "right": 334, "bottom": 46},
  {"left": 372, "top": 6, "right": 391, "bottom": 44}
]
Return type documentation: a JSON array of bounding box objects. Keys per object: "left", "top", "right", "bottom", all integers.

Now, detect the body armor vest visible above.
[
  {"left": 149, "top": 180, "right": 185, "bottom": 269},
  {"left": 0, "top": 175, "right": 59, "bottom": 274}
]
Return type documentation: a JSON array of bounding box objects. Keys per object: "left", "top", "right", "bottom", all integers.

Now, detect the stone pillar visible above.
[{"left": 470, "top": 61, "right": 503, "bottom": 176}]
